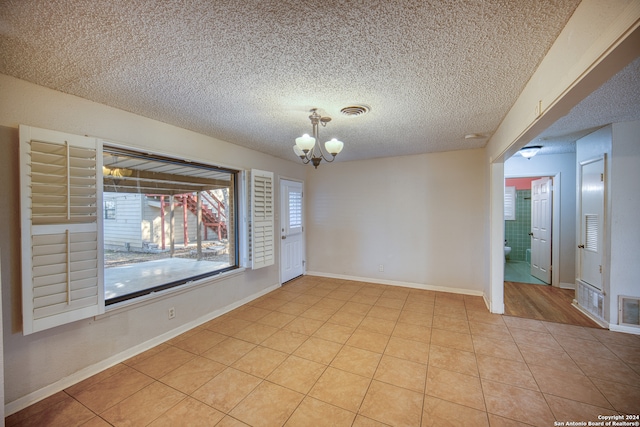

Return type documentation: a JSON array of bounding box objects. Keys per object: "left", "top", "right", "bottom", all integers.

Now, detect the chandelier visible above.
[{"left": 293, "top": 108, "right": 344, "bottom": 168}]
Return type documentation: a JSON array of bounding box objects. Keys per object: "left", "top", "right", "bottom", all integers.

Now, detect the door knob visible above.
[
  {"left": 578, "top": 244, "right": 584, "bottom": 248},
  {"left": 281, "top": 236, "right": 287, "bottom": 240},
  {"left": 528, "top": 232, "right": 534, "bottom": 236}
]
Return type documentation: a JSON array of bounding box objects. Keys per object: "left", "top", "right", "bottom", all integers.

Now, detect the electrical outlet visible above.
[
  {"left": 168, "top": 307, "right": 176, "bottom": 320},
  {"left": 378, "top": 264, "right": 384, "bottom": 272}
]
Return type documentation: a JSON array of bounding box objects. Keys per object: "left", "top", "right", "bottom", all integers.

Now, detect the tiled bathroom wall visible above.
[{"left": 505, "top": 189, "right": 531, "bottom": 261}]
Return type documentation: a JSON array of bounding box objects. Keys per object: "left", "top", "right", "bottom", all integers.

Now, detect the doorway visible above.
[
  {"left": 280, "top": 179, "right": 305, "bottom": 283},
  {"left": 531, "top": 177, "right": 552, "bottom": 284},
  {"left": 504, "top": 175, "right": 556, "bottom": 286},
  {"left": 577, "top": 156, "right": 605, "bottom": 291}
]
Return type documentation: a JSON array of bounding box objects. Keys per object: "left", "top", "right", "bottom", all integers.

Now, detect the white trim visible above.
[
  {"left": 576, "top": 154, "right": 607, "bottom": 293},
  {"left": 559, "top": 282, "right": 575, "bottom": 290},
  {"left": 279, "top": 177, "right": 306, "bottom": 285},
  {"left": 490, "top": 162, "right": 506, "bottom": 314},
  {"left": 609, "top": 323, "right": 640, "bottom": 335},
  {"left": 5, "top": 281, "right": 281, "bottom": 416},
  {"left": 100, "top": 139, "right": 243, "bottom": 175},
  {"left": 306, "top": 271, "right": 485, "bottom": 297},
  {"left": 238, "top": 170, "right": 249, "bottom": 268}
]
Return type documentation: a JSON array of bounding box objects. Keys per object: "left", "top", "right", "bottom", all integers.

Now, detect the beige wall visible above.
[
  {"left": 305, "top": 150, "right": 486, "bottom": 294},
  {"left": 0, "top": 75, "right": 305, "bottom": 409}
]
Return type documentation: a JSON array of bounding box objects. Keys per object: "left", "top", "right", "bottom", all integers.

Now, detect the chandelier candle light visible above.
[{"left": 294, "top": 108, "right": 344, "bottom": 168}]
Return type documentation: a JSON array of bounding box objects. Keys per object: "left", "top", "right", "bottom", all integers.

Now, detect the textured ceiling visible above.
[
  {"left": 2, "top": 0, "right": 621, "bottom": 163},
  {"left": 530, "top": 56, "right": 640, "bottom": 156}
]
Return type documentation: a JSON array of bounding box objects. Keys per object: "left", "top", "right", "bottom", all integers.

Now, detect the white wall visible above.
[
  {"left": 609, "top": 120, "right": 640, "bottom": 327},
  {"left": 0, "top": 74, "right": 305, "bottom": 410},
  {"left": 306, "top": 149, "right": 486, "bottom": 294},
  {"left": 505, "top": 152, "right": 577, "bottom": 286}
]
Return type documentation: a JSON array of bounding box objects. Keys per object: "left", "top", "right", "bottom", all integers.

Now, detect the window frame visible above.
[
  {"left": 20, "top": 125, "right": 269, "bottom": 334},
  {"left": 103, "top": 198, "right": 116, "bottom": 220},
  {"left": 504, "top": 186, "right": 516, "bottom": 221},
  {"left": 101, "top": 144, "right": 241, "bottom": 306}
]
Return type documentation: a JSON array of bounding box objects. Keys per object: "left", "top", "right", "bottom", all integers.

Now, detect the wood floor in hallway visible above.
[{"left": 504, "top": 281, "right": 601, "bottom": 328}]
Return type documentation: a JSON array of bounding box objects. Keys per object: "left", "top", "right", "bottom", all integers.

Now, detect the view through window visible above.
[{"left": 103, "top": 147, "right": 238, "bottom": 304}]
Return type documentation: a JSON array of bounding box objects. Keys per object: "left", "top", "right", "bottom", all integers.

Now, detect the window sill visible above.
[{"left": 95, "top": 267, "right": 246, "bottom": 320}]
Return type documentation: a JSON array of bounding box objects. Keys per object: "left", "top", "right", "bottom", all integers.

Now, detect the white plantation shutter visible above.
[
  {"left": 288, "top": 188, "right": 302, "bottom": 234},
  {"left": 249, "top": 169, "right": 274, "bottom": 269},
  {"left": 504, "top": 186, "right": 516, "bottom": 221},
  {"left": 20, "top": 125, "right": 104, "bottom": 335}
]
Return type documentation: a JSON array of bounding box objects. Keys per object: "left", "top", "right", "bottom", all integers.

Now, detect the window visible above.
[
  {"left": 20, "top": 125, "right": 255, "bottom": 334},
  {"left": 289, "top": 189, "right": 302, "bottom": 230},
  {"left": 504, "top": 186, "right": 516, "bottom": 221},
  {"left": 104, "top": 199, "right": 116, "bottom": 220},
  {"left": 102, "top": 146, "right": 239, "bottom": 304}
]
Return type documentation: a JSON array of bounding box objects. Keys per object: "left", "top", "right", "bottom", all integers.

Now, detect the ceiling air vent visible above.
[{"left": 340, "top": 105, "right": 370, "bottom": 117}]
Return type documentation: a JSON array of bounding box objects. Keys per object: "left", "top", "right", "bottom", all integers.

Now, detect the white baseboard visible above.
[
  {"left": 5, "top": 282, "right": 281, "bottom": 417},
  {"left": 609, "top": 324, "right": 640, "bottom": 335},
  {"left": 305, "top": 271, "right": 485, "bottom": 297},
  {"left": 559, "top": 281, "right": 575, "bottom": 290}
]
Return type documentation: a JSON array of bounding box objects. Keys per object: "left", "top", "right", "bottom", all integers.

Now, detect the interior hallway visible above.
[
  {"left": 6, "top": 276, "right": 640, "bottom": 426},
  {"left": 504, "top": 281, "right": 599, "bottom": 327}
]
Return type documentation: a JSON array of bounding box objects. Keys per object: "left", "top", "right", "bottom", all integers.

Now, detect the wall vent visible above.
[
  {"left": 576, "top": 280, "right": 604, "bottom": 320},
  {"left": 619, "top": 296, "right": 640, "bottom": 327}
]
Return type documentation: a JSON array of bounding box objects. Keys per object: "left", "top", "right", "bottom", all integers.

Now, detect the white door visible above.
[
  {"left": 531, "top": 177, "right": 552, "bottom": 284},
  {"left": 579, "top": 158, "right": 604, "bottom": 290},
  {"left": 280, "top": 179, "right": 304, "bottom": 283}
]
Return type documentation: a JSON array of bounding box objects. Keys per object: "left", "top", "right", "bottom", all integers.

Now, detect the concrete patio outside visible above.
[{"left": 104, "top": 257, "right": 231, "bottom": 299}]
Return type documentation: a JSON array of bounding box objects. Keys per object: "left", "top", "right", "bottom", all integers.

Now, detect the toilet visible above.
[{"left": 504, "top": 245, "right": 511, "bottom": 263}]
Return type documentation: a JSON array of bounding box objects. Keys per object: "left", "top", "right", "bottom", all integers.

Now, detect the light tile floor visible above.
[
  {"left": 504, "top": 260, "right": 547, "bottom": 285},
  {"left": 7, "top": 276, "right": 640, "bottom": 426}
]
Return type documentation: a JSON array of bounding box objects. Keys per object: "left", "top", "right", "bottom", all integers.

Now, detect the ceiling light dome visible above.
[{"left": 519, "top": 145, "right": 542, "bottom": 159}]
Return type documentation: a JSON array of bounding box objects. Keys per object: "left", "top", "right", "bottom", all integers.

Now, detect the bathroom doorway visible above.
[{"left": 504, "top": 175, "right": 555, "bottom": 285}]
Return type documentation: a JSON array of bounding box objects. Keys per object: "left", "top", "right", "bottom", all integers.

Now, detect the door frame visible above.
[
  {"left": 576, "top": 155, "right": 606, "bottom": 291},
  {"left": 505, "top": 172, "right": 561, "bottom": 288},
  {"left": 279, "top": 176, "right": 306, "bottom": 284},
  {"left": 530, "top": 177, "right": 552, "bottom": 284}
]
